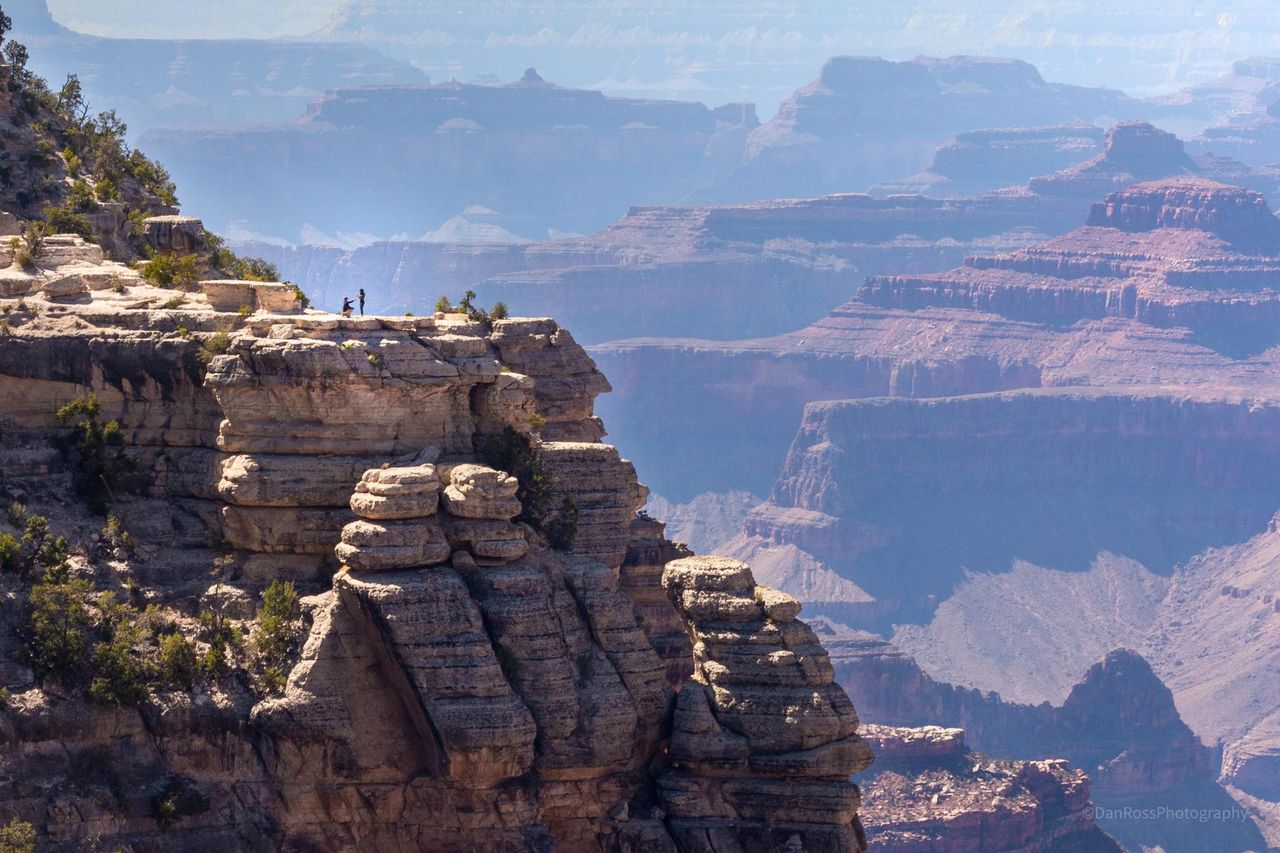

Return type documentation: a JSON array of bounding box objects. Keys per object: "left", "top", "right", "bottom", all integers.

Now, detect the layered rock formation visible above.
[
  {"left": 0, "top": 251, "right": 1053, "bottom": 851},
  {"left": 239, "top": 191, "right": 1069, "bottom": 342},
  {"left": 658, "top": 556, "right": 874, "bottom": 852},
  {"left": 594, "top": 176, "right": 1280, "bottom": 500},
  {"left": 859, "top": 725, "right": 1121, "bottom": 852},
  {"left": 829, "top": 638, "right": 1266, "bottom": 852},
  {"left": 239, "top": 120, "right": 1280, "bottom": 347},
  {"left": 749, "top": 389, "right": 1280, "bottom": 615},
  {"left": 591, "top": 178, "right": 1280, "bottom": 844}
]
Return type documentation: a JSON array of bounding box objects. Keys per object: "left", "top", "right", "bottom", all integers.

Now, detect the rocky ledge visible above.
[{"left": 859, "top": 725, "right": 1122, "bottom": 853}]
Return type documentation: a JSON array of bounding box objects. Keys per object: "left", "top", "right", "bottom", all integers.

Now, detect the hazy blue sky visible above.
[{"left": 46, "top": 0, "right": 340, "bottom": 38}]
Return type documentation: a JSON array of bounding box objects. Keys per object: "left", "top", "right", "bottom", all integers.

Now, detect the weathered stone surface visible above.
[
  {"left": 37, "top": 233, "right": 104, "bottom": 266},
  {"left": 620, "top": 514, "right": 694, "bottom": 690},
  {"left": 335, "top": 519, "right": 451, "bottom": 570},
  {"left": 142, "top": 214, "right": 206, "bottom": 253},
  {"left": 443, "top": 517, "right": 529, "bottom": 562},
  {"left": 202, "top": 279, "right": 300, "bottom": 314},
  {"left": 441, "top": 463, "right": 521, "bottom": 520},
  {"left": 542, "top": 441, "right": 648, "bottom": 568},
  {"left": 859, "top": 725, "right": 1121, "bottom": 853},
  {"left": 218, "top": 453, "right": 384, "bottom": 507},
  {"left": 349, "top": 488, "right": 440, "bottom": 520},
  {"left": 659, "top": 555, "right": 873, "bottom": 851},
  {"left": 38, "top": 273, "right": 88, "bottom": 299}
]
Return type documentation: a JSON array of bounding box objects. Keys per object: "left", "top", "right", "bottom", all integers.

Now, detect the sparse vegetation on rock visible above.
[{"left": 55, "top": 393, "right": 136, "bottom": 513}]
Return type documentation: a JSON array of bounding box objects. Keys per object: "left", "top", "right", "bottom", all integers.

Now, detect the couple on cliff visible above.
[{"left": 342, "top": 289, "right": 366, "bottom": 316}]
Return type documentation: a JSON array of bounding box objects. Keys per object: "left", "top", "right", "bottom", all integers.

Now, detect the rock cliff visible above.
[{"left": 0, "top": 246, "right": 944, "bottom": 851}]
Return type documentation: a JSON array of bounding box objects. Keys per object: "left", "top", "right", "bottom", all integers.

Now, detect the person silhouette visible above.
[
  {"left": 357, "top": 288, "right": 366, "bottom": 315},
  {"left": 341, "top": 297, "right": 354, "bottom": 317}
]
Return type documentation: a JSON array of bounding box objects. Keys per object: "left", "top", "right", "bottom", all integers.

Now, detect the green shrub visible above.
[
  {"left": 141, "top": 253, "right": 199, "bottom": 290},
  {"left": 94, "top": 174, "right": 120, "bottom": 202},
  {"left": 489, "top": 301, "right": 509, "bottom": 320},
  {"left": 206, "top": 233, "right": 278, "bottom": 282},
  {"left": 254, "top": 579, "right": 299, "bottom": 668},
  {"left": 24, "top": 576, "right": 95, "bottom": 685},
  {"left": 158, "top": 633, "right": 198, "bottom": 690},
  {"left": 478, "top": 426, "right": 554, "bottom": 534},
  {"left": 56, "top": 393, "right": 136, "bottom": 513},
  {"left": 197, "top": 328, "right": 231, "bottom": 365},
  {"left": 197, "top": 606, "right": 239, "bottom": 679},
  {"left": 64, "top": 153, "right": 81, "bottom": 177},
  {"left": 545, "top": 497, "right": 579, "bottom": 551},
  {"left": 42, "top": 205, "right": 93, "bottom": 238},
  {"left": 5, "top": 501, "right": 26, "bottom": 527},
  {"left": 151, "top": 776, "right": 209, "bottom": 828},
  {"left": 85, "top": 592, "right": 152, "bottom": 706},
  {"left": 434, "top": 295, "right": 453, "bottom": 313},
  {"left": 124, "top": 150, "right": 178, "bottom": 207},
  {"left": 22, "top": 514, "right": 69, "bottom": 575},
  {"left": 101, "top": 513, "right": 133, "bottom": 554},
  {"left": 160, "top": 294, "right": 184, "bottom": 310},
  {"left": 65, "top": 179, "right": 95, "bottom": 212},
  {"left": 288, "top": 283, "right": 310, "bottom": 310},
  {"left": 0, "top": 533, "right": 19, "bottom": 572},
  {"left": 0, "top": 818, "right": 35, "bottom": 853},
  {"left": 87, "top": 620, "right": 149, "bottom": 705}
]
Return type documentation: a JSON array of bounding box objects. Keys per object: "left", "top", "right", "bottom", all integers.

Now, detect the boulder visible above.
[
  {"left": 350, "top": 465, "right": 441, "bottom": 519},
  {"left": 142, "top": 215, "right": 206, "bottom": 253},
  {"left": 442, "top": 464, "right": 521, "bottom": 520}
]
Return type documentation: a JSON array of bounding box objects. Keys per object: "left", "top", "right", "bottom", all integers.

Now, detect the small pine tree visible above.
[
  {"left": 24, "top": 576, "right": 95, "bottom": 685},
  {"left": 253, "top": 580, "right": 299, "bottom": 692},
  {"left": 159, "top": 633, "right": 198, "bottom": 690},
  {"left": 55, "top": 393, "right": 135, "bottom": 513}
]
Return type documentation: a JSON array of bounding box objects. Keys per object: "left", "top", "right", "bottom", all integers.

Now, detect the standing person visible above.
[
  {"left": 357, "top": 288, "right": 366, "bottom": 315},
  {"left": 341, "top": 297, "right": 354, "bottom": 317}
]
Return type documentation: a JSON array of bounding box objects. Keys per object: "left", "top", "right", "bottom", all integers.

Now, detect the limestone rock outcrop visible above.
[
  {"left": 142, "top": 215, "right": 206, "bottom": 253},
  {"left": 658, "top": 555, "right": 874, "bottom": 852},
  {"left": 335, "top": 465, "right": 450, "bottom": 571},
  {"left": 859, "top": 725, "right": 1122, "bottom": 852}
]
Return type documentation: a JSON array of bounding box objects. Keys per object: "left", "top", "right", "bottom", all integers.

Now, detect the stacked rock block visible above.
[
  {"left": 335, "top": 462, "right": 530, "bottom": 571},
  {"left": 335, "top": 466, "right": 450, "bottom": 570},
  {"left": 659, "top": 555, "right": 875, "bottom": 853}
]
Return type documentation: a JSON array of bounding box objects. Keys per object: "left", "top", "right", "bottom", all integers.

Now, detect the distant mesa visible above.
[{"left": 1085, "top": 177, "right": 1280, "bottom": 249}]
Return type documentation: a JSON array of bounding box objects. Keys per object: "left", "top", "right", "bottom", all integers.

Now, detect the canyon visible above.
[
  {"left": 0, "top": 215, "right": 1133, "bottom": 850},
  {"left": 5, "top": 12, "right": 1280, "bottom": 850}
]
